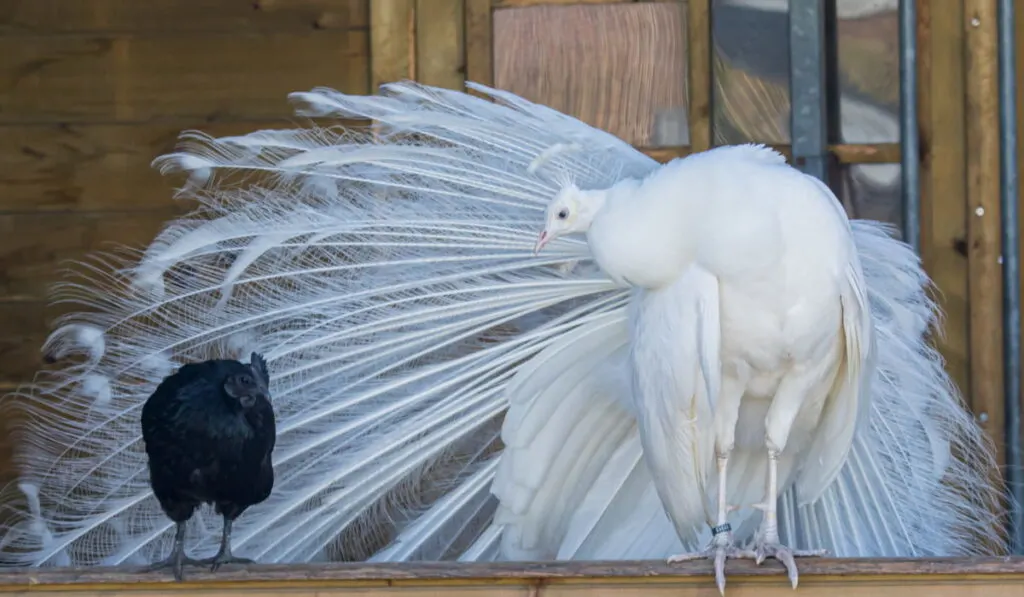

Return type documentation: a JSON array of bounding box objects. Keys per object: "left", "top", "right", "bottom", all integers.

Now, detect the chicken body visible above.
[{"left": 140, "top": 353, "right": 275, "bottom": 581}]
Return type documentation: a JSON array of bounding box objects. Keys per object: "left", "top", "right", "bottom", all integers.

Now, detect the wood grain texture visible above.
[
  {"left": 3, "top": 557, "right": 1024, "bottom": 588},
  {"left": 495, "top": 0, "right": 687, "bottom": 5},
  {"left": 963, "top": 0, "right": 1005, "bottom": 457},
  {"left": 0, "top": 0, "right": 368, "bottom": 34},
  {"left": 0, "top": 121, "right": 321, "bottom": 212},
  {"left": 464, "top": 0, "right": 493, "bottom": 88},
  {"left": 493, "top": 3, "right": 687, "bottom": 147},
  {"left": 2, "top": 583, "right": 1024, "bottom": 597},
  {"left": 0, "top": 210, "right": 183, "bottom": 301},
  {"left": 0, "top": 300, "right": 100, "bottom": 389},
  {"left": 370, "top": 0, "right": 415, "bottom": 89},
  {"left": 920, "top": 0, "right": 971, "bottom": 402},
  {"left": 687, "top": 0, "right": 711, "bottom": 151},
  {"left": 416, "top": 0, "right": 465, "bottom": 89},
  {"left": 642, "top": 143, "right": 899, "bottom": 164},
  {"left": 1016, "top": 0, "right": 1024, "bottom": 451},
  {"left": 0, "top": 31, "right": 370, "bottom": 124}
]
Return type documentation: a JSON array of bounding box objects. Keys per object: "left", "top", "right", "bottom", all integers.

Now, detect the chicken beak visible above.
[{"left": 533, "top": 230, "right": 549, "bottom": 255}]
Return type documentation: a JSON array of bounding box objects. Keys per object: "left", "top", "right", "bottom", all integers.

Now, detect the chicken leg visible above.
[
  {"left": 750, "top": 449, "right": 828, "bottom": 588},
  {"left": 141, "top": 521, "right": 210, "bottom": 582},
  {"left": 207, "top": 516, "right": 255, "bottom": 572},
  {"left": 666, "top": 453, "right": 754, "bottom": 595}
]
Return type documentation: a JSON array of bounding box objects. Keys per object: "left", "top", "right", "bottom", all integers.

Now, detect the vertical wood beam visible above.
[
  {"left": 416, "top": 0, "right": 465, "bottom": 90},
  {"left": 1015, "top": 0, "right": 1024, "bottom": 501},
  {"left": 964, "top": 0, "right": 1006, "bottom": 460},
  {"left": 465, "top": 0, "right": 494, "bottom": 90},
  {"left": 923, "top": 0, "right": 971, "bottom": 415},
  {"left": 917, "top": 0, "right": 932, "bottom": 260},
  {"left": 687, "top": 0, "right": 712, "bottom": 151},
  {"left": 371, "top": 0, "right": 416, "bottom": 90}
]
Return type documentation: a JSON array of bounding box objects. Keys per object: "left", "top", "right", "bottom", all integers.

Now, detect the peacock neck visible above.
[{"left": 586, "top": 172, "right": 702, "bottom": 290}]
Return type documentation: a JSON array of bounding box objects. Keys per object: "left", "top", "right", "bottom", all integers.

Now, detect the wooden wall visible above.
[{"left": 0, "top": 0, "right": 371, "bottom": 488}]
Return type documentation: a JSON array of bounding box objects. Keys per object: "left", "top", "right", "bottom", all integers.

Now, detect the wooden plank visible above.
[
  {"left": 920, "top": 1, "right": 971, "bottom": 402},
  {"left": 494, "top": 0, "right": 682, "bottom": 6},
  {"left": 370, "top": 0, "right": 415, "bottom": 90},
  {"left": 0, "top": 300, "right": 90, "bottom": 388},
  {"left": 963, "top": 0, "right": 1005, "bottom": 455},
  {"left": 416, "top": 0, "right": 466, "bottom": 90},
  {"left": 0, "top": 0, "right": 369, "bottom": 34},
  {"left": 3, "top": 557, "right": 1024, "bottom": 587},
  {"left": 687, "top": 0, "right": 712, "bottom": 151},
  {"left": 641, "top": 142, "right": 900, "bottom": 164},
  {"left": 0, "top": 31, "right": 370, "bottom": 124},
  {"left": 0, "top": 120, "right": 333, "bottom": 213},
  {"left": 3, "top": 581, "right": 1024, "bottom": 597},
  {"left": 492, "top": 3, "right": 687, "bottom": 146},
  {"left": 1016, "top": 0, "right": 1024, "bottom": 456},
  {"left": 465, "top": 0, "right": 494, "bottom": 88},
  {"left": 0, "top": 210, "right": 182, "bottom": 301}
]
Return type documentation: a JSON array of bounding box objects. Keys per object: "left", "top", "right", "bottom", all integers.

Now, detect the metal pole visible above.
[
  {"left": 997, "top": 0, "right": 1023, "bottom": 554},
  {"left": 899, "top": 0, "right": 921, "bottom": 252},
  {"left": 789, "top": 0, "right": 828, "bottom": 183}
]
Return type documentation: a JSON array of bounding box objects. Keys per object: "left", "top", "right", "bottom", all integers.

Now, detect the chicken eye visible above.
[
  {"left": 557, "top": 208, "right": 569, "bottom": 220},
  {"left": 240, "top": 375, "right": 253, "bottom": 386}
]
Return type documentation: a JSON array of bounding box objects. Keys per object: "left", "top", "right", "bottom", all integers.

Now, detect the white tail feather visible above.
[{"left": 0, "top": 82, "right": 1007, "bottom": 567}]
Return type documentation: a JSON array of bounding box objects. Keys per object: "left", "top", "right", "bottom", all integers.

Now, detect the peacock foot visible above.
[
  {"left": 750, "top": 538, "right": 828, "bottom": 589},
  {"left": 667, "top": 528, "right": 756, "bottom": 595},
  {"left": 141, "top": 551, "right": 210, "bottom": 582}
]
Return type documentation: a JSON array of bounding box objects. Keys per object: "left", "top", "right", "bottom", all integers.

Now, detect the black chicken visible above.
[{"left": 140, "top": 352, "right": 276, "bottom": 581}]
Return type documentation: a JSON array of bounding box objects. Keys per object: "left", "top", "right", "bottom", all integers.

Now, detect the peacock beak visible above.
[{"left": 534, "top": 230, "right": 549, "bottom": 255}]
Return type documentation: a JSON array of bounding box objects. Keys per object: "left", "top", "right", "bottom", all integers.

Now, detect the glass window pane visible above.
[
  {"left": 713, "top": 0, "right": 791, "bottom": 145},
  {"left": 492, "top": 3, "right": 688, "bottom": 147},
  {"left": 837, "top": 2, "right": 899, "bottom": 144},
  {"left": 835, "top": 163, "right": 903, "bottom": 231},
  {"left": 713, "top": 0, "right": 900, "bottom": 145}
]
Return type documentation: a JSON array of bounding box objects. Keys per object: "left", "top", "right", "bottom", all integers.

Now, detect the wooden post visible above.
[
  {"left": 417, "top": 0, "right": 466, "bottom": 90},
  {"left": 370, "top": 0, "right": 416, "bottom": 90},
  {"left": 921, "top": 0, "right": 972, "bottom": 402},
  {"left": 687, "top": 0, "right": 712, "bottom": 151},
  {"left": 464, "top": 0, "right": 493, "bottom": 89},
  {"left": 964, "top": 0, "right": 1006, "bottom": 460}
]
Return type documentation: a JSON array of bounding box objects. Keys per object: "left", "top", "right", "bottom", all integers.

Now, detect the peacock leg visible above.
[
  {"left": 207, "top": 516, "right": 256, "bottom": 572},
  {"left": 750, "top": 449, "right": 828, "bottom": 589},
  {"left": 140, "top": 521, "right": 209, "bottom": 582},
  {"left": 667, "top": 453, "right": 753, "bottom": 595}
]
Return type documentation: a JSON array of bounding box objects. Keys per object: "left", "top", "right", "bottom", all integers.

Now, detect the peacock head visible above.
[
  {"left": 223, "top": 352, "right": 271, "bottom": 409},
  {"left": 534, "top": 183, "right": 603, "bottom": 254}
]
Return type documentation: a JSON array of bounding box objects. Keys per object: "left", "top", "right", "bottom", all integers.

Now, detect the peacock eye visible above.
[{"left": 557, "top": 209, "right": 569, "bottom": 220}]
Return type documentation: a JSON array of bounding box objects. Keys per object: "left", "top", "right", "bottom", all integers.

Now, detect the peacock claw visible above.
[
  {"left": 751, "top": 539, "right": 828, "bottom": 589},
  {"left": 141, "top": 551, "right": 209, "bottom": 582},
  {"left": 667, "top": 539, "right": 756, "bottom": 595}
]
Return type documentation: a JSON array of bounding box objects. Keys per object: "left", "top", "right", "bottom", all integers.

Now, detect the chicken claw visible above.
[{"left": 141, "top": 550, "right": 208, "bottom": 582}]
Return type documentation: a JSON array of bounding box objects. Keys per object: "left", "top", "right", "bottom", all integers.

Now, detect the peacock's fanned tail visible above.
[{"left": 0, "top": 82, "right": 1008, "bottom": 567}]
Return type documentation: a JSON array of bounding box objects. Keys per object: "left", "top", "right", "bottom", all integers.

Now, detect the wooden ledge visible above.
[{"left": 2, "top": 558, "right": 1024, "bottom": 595}]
